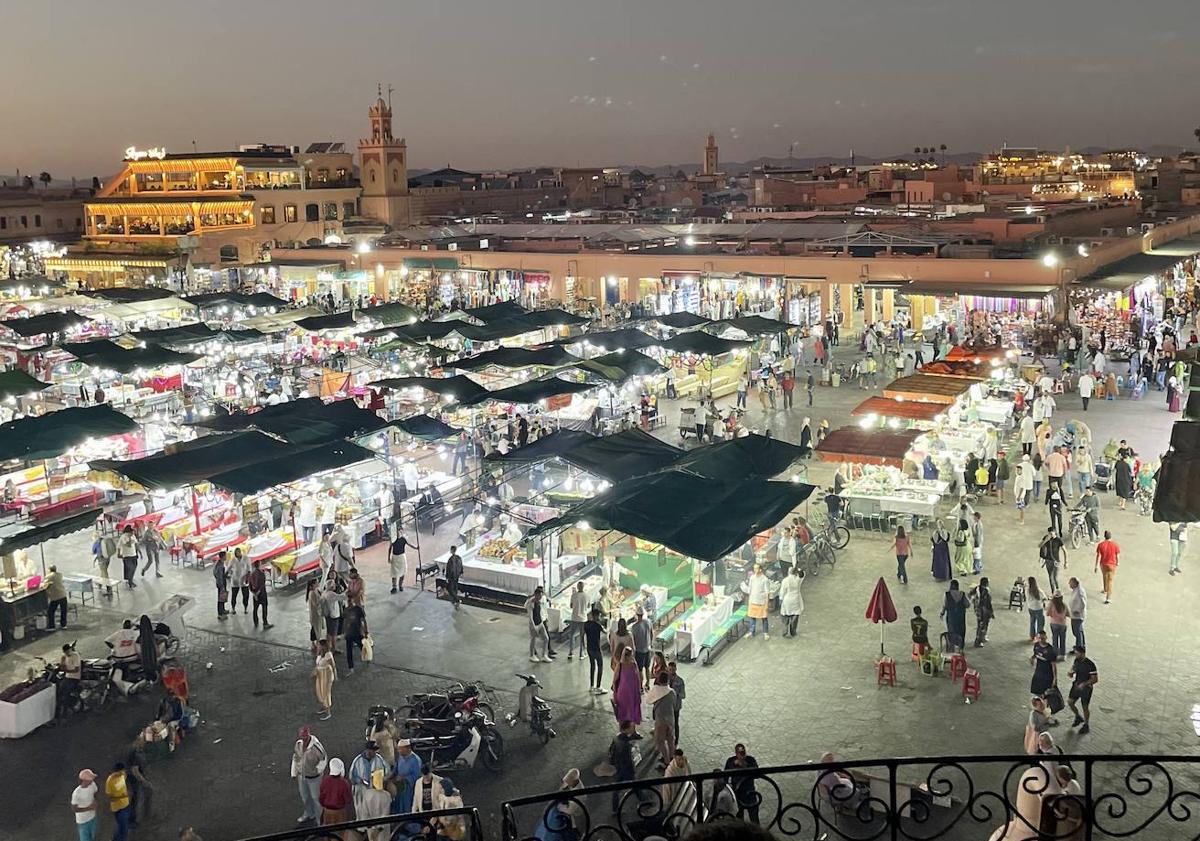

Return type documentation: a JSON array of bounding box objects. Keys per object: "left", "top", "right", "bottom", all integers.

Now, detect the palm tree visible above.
[
  {"left": 1194, "top": 126, "right": 1200, "bottom": 148},
  {"left": 38, "top": 171, "right": 51, "bottom": 189},
  {"left": 914, "top": 147, "right": 921, "bottom": 156},
  {"left": 940, "top": 143, "right": 948, "bottom": 164}
]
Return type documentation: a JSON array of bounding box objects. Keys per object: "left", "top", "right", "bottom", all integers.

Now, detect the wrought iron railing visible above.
[
  {"left": 500, "top": 754, "right": 1200, "bottom": 841},
  {"left": 234, "top": 806, "right": 484, "bottom": 841}
]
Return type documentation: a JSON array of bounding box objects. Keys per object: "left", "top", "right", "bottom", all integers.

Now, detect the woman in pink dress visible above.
[{"left": 611, "top": 648, "right": 643, "bottom": 725}]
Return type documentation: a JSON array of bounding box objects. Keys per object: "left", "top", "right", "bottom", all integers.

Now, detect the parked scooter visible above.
[
  {"left": 505, "top": 673, "right": 556, "bottom": 745},
  {"left": 408, "top": 708, "right": 505, "bottom": 772}
]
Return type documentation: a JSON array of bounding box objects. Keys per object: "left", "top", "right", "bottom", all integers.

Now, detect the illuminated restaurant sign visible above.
[{"left": 125, "top": 146, "right": 167, "bottom": 161}]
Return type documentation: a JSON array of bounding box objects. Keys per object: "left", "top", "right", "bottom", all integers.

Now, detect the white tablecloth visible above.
[
  {"left": 976, "top": 399, "right": 1014, "bottom": 425},
  {"left": 547, "top": 573, "right": 603, "bottom": 633},
  {"left": 458, "top": 552, "right": 587, "bottom": 596},
  {"left": 673, "top": 595, "right": 734, "bottom": 659},
  {"left": 845, "top": 492, "right": 939, "bottom": 518}
]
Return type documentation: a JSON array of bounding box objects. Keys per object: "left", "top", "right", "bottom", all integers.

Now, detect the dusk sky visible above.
[{"left": 6, "top": 0, "right": 1197, "bottom": 178}]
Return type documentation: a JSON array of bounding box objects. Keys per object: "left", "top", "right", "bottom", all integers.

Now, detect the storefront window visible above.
[
  {"left": 260, "top": 205, "right": 276, "bottom": 225},
  {"left": 284, "top": 205, "right": 297, "bottom": 223}
]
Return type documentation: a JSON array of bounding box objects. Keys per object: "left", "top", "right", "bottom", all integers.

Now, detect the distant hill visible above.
[{"left": 627, "top": 151, "right": 983, "bottom": 176}]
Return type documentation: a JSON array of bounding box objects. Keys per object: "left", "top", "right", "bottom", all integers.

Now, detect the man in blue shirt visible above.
[{"left": 393, "top": 739, "right": 422, "bottom": 814}]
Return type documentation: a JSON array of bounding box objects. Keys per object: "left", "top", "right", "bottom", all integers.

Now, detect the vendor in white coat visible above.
[
  {"left": 779, "top": 564, "right": 805, "bottom": 638},
  {"left": 297, "top": 496, "right": 318, "bottom": 544},
  {"left": 744, "top": 563, "right": 771, "bottom": 639},
  {"left": 318, "top": 491, "right": 337, "bottom": 537}
]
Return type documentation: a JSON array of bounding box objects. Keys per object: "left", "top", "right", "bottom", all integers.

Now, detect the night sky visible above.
[{"left": 5, "top": 0, "right": 1197, "bottom": 177}]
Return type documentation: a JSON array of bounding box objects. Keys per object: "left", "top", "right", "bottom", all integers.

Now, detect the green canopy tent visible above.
[
  {"left": 129, "top": 323, "right": 219, "bottom": 347},
  {"left": 191, "top": 396, "right": 387, "bottom": 446},
  {"left": 88, "top": 287, "right": 175, "bottom": 303},
  {"left": 464, "top": 301, "right": 528, "bottom": 323},
  {"left": 554, "top": 328, "right": 659, "bottom": 352},
  {"left": 520, "top": 308, "right": 590, "bottom": 328},
  {"left": 0, "top": 508, "right": 106, "bottom": 575},
  {"left": 528, "top": 470, "right": 815, "bottom": 562},
  {"left": 356, "top": 302, "right": 420, "bottom": 326},
  {"left": 456, "top": 377, "right": 599, "bottom": 407},
  {"left": 644, "top": 312, "right": 712, "bottom": 330},
  {"left": 208, "top": 441, "right": 377, "bottom": 495},
  {"left": 295, "top": 311, "right": 358, "bottom": 332},
  {"left": 91, "top": 431, "right": 295, "bottom": 491},
  {"left": 370, "top": 375, "right": 489, "bottom": 402},
  {"left": 574, "top": 350, "right": 666, "bottom": 382},
  {"left": 63, "top": 341, "right": 202, "bottom": 374},
  {"left": 658, "top": 332, "right": 751, "bottom": 356},
  {"left": 0, "top": 404, "right": 139, "bottom": 462},
  {"left": 450, "top": 346, "right": 580, "bottom": 372},
  {"left": 489, "top": 428, "right": 683, "bottom": 483},
  {"left": 218, "top": 328, "right": 270, "bottom": 345},
  {"left": 712, "top": 315, "right": 795, "bottom": 336},
  {"left": 387, "top": 414, "right": 463, "bottom": 441},
  {"left": 668, "top": 434, "right": 809, "bottom": 479},
  {"left": 1, "top": 311, "right": 91, "bottom": 338},
  {"left": 0, "top": 369, "right": 51, "bottom": 401}
]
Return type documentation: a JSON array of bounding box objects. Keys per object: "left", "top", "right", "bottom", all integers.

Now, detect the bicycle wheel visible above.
[
  {"left": 818, "top": 543, "right": 836, "bottom": 568},
  {"left": 830, "top": 526, "right": 851, "bottom": 550},
  {"left": 1069, "top": 525, "right": 1081, "bottom": 550},
  {"left": 481, "top": 727, "right": 505, "bottom": 770}
]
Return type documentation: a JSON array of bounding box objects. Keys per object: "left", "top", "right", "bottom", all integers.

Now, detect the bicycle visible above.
[{"left": 812, "top": 514, "right": 851, "bottom": 551}]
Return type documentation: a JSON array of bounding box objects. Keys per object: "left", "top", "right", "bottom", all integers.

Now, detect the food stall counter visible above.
[{"left": 673, "top": 594, "right": 734, "bottom": 660}]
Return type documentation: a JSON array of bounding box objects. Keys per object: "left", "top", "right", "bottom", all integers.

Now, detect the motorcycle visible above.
[
  {"left": 364, "top": 682, "right": 494, "bottom": 741},
  {"left": 505, "top": 673, "right": 556, "bottom": 745},
  {"left": 408, "top": 708, "right": 504, "bottom": 772}
]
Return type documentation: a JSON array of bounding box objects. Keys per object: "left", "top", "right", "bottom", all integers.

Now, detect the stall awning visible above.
[
  {"left": 219, "top": 328, "right": 270, "bottom": 345},
  {"left": 815, "top": 426, "right": 923, "bottom": 468},
  {"left": 0, "top": 404, "right": 138, "bottom": 462},
  {"left": 389, "top": 414, "right": 462, "bottom": 441},
  {"left": 491, "top": 428, "right": 683, "bottom": 482},
  {"left": 644, "top": 312, "right": 711, "bottom": 330},
  {"left": 357, "top": 302, "right": 420, "bottom": 327},
  {"left": 208, "top": 441, "right": 377, "bottom": 495},
  {"left": 88, "top": 287, "right": 176, "bottom": 304},
  {"left": 0, "top": 509, "right": 103, "bottom": 554},
  {"left": 0, "top": 369, "right": 50, "bottom": 401},
  {"left": 129, "top": 323, "right": 219, "bottom": 347},
  {"left": 0, "top": 276, "right": 64, "bottom": 297},
  {"left": 1, "top": 311, "right": 91, "bottom": 337},
  {"left": 91, "top": 431, "right": 295, "bottom": 491},
  {"left": 521, "top": 308, "right": 589, "bottom": 328},
  {"left": 240, "top": 307, "right": 323, "bottom": 332},
  {"left": 658, "top": 331, "right": 750, "bottom": 356},
  {"left": 63, "top": 341, "right": 201, "bottom": 374},
  {"left": 295, "top": 311, "right": 358, "bottom": 332},
  {"left": 184, "top": 291, "right": 289, "bottom": 310},
  {"left": 458, "top": 377, "right": 599, "bottom": 407},
  {"left": 714, "top": 315, "right": 795, "bottom": 335},
  {"left": 851, "top": 396, "right": 949, "bottom": 421},
  {"left": 370, "top": 375, "right": 489, "bottom": 402},
  {"left": 882, "top": 373, "right": 979, "bottom": 404},
  {"left": 529, "top": 471, "right": 814, "bottom": 562},
  {"left": 192, "top": 397, "right": 387, "bottom": 446},
  {"left": 556, "top": 328, "right": 660, "bottom": 351},
  {"left": 464, "top": 301, "right": 526, "bottom": 323},
  {"left": 1079, "top": 252, "right": 1183, "bottom": 291},
  {"left": 450, "top": 346, "right": 580, "bottom": 372},
  {"left": 574, "top": 350, "right": 666, "bottom": 382},
  {"left": 668, "top": 435, "right": 808, "bottom": 479}
]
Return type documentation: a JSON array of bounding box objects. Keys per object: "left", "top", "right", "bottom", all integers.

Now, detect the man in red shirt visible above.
[{"left": 1094, "top": 530, "right": 1120, "bottom": 604}]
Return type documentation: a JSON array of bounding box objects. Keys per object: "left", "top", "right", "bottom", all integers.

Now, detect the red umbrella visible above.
[{"left": 865, "top": 577, "right": 898, "bottom": 656}]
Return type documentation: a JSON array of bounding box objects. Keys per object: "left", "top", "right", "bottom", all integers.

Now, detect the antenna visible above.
[
  {"left": 377, "top": 82, "right": 383, "bottom": 98},
  {"left": 387, "top": 85, "right": 394, "bottom": 110}
]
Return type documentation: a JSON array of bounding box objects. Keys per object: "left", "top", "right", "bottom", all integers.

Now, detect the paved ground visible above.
[{"left": 3, "top": 328, "right": 1199, "bottom": 841}]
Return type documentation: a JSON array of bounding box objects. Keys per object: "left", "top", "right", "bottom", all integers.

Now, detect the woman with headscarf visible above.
[
  {"left": 922, "top": 454, "right": 939, "bottom": 481},
  {"left": 611, "top": 648, "right": 643, "bottom": 726},
  {"left": 318, "top": 758, "right": 353, "bottom": 829},
  {"left": 313, "top": 639, "right": 336, "bottom": 721},
  {"left": 930, "top": 519, "right": 952, "bottom": 582},
  {"left": 941, "top": 579, "right": 969, "bottom": 651},
  {"left": 1114, "top": 456, "right": 1134, "bottom": 510},
  {"left": 952, "top": 519, "right": 973, "bottom": 576},
  {"left": 799, "top": 417, "right": 812, "bottom": 453},
  {"left": 608, "top": 617, "right": 633, "bottom": 673},
  {"left": 779, "top": 563, "right": 805, "bottom": 637}
]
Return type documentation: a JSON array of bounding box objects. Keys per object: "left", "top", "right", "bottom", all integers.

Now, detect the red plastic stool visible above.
[
  {"left": 948, "top": 653, "right": 969, "bottom": 683},
  {"left": 911, "top": 642, "right": 929, "bottom": 662},
  {"left": 962, "top": 669, "right": 981, "bottom": 702},
  {"left": 876, "top": 657, "right": 897, "bottom": 687}
]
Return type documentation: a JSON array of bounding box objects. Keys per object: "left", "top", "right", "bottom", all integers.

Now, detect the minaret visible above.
[
  {"left": 703, "top": 134, "right": 719, "bottom": 176},
  {"left": 358, "top": 85, "right": 411, "bottom": 227}
]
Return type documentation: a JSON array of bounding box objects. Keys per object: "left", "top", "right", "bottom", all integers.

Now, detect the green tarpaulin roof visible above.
[
  {"left": 530, "top": 471, "right": 814, "bottom": 562},
  {"left": 388, "top": 414, "right": 463, "bottom": 441},
  {"left": 0, "top": 404, "right": 138, "bottom": 462},
  {"left": 208, "top": 440, "right": 376, "bottom": 495},
  {"left": 89, "top": 287, "right": 176, "bottom": 303},
  {"left": 0, "top": 509, "right": 103, "bottom": 554},
  {"left": 556, "top": 328, "right": 660, "bottom": 351},
  {"left": 357, "top": 302, "right": 420, "bottom": 326},
  {"left": 458, "top": 377, "right": 599, "bottom": 407},
  {"left": 63, "top": 341, "right": 202, "bottom": 374},
  {"left": 659, "top": 331, "right": 750, "bottom": 356},
  {"left": 450, "top": 346, "right": 580, "bottom": 372},
  {"left": 370, "top": 375, "right": 488, "bottom": 401},
  {"left": 668, "top": 435, "right": 808, "bottom": 479},
  {"left": 219, "top": 328, "right": 270, "bottom": 344},
  {"left": 0, "top": 369, "right": 50, "bottom": 400},
  {"left": 193, "top": 397, "right": 386, "bottom": 446},
  {"left": 295, "top": 311, "right": 358, "bottom": 332},
  {"left": 129, "top": 323, "right": 218, "bottom": 346},
  {"left": 575, "top": 350, "right": 666, "bottom": 382},
  {"left": 92, "top": 431, "right": 294, "bottom": 491},
  {"left": 465, "top": 301, "right": 527, "bottom": 323},
  {"left": 1, "top": 311, "right": 91, "bottom": 337},
  {"left": 520, "top": 308, "right": 589, "bottom": 327},
  {"left": 645, "top": 312, "right": 712, "bottom": 329},
  {"left": 715, "top": 315, "right": 795, "bottom": 335}
]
